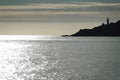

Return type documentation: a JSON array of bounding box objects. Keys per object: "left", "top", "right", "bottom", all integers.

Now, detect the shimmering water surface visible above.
[{"left": 0, "top": 36, "right": 120, "bottom": 80}]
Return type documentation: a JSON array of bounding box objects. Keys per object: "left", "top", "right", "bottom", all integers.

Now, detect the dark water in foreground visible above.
[{"left": 0, "top": 36, "right": 120, "bottom": 80}]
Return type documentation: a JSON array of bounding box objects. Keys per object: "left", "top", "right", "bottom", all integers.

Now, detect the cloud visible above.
[
  {"left": 0, "top": 0, "right": 120, "bottom": 5},
  {"left": 0, "top": 2, "right": 120, "bottom": 9},
  {"left": 0, "top": 2, "right": 119, "bottom": 21}
]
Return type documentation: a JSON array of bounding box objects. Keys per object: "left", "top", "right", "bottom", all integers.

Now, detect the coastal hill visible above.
[{"left": 70, "top": 18, "right": 120, "bottom": 36}]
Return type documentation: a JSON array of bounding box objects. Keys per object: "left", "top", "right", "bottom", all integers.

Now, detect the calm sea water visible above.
[{"left": 0, "top": 36, "right": 120, "bottom": 80}]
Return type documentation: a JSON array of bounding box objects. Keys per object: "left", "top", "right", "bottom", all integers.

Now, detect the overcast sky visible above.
[{"left": 0, "top": 0, "right": 120, "bottom": 35}]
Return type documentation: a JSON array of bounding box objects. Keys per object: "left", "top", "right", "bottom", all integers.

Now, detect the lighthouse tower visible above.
[{"left": 107, "top": 17, "right": 109, "bottom": 25}]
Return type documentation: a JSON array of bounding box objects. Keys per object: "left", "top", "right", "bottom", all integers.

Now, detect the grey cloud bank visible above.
[{"left": 0, "top": 0, "right": 120, "bottom": 5}]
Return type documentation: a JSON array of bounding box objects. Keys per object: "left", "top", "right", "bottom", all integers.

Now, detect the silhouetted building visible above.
[
  {"left": 102, "top": 23, "right": 105, "bottom": 26},
  {"left": 107, "top": 17, "right": 109, "bottom": 25}
]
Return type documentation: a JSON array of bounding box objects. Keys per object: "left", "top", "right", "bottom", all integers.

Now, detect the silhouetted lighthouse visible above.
[{"left": 107, "top": 17, "right": 109, "bottom": 25}]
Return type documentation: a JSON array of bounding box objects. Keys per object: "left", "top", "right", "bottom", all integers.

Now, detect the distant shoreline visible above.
[
  {"left": 62, "top": 35, "right": 120, "bottom": 37},
  {"left": 62, "top": 18, "right": 120, "bottom": 37}
]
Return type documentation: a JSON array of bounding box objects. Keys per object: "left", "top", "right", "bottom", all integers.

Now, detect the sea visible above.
[{"left": 0, "top": 36, "right": 120, "bottom": 80}]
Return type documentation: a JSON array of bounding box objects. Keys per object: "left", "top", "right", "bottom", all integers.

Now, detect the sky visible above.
[{"left": 0, "top": 0, "right": 120, "bottom": 35}]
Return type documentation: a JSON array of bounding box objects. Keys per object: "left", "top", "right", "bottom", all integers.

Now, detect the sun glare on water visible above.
[
  {"left": 0, "top": 40, "right": 49, "bottom": 80},
  {"left": 0, "top": 35, "right": 59, "bottom": 40}
]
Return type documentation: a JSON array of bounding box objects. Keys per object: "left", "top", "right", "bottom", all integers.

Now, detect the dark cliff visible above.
[{"left": 71, "top": 20, "right": 120, "bottom": 36}]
